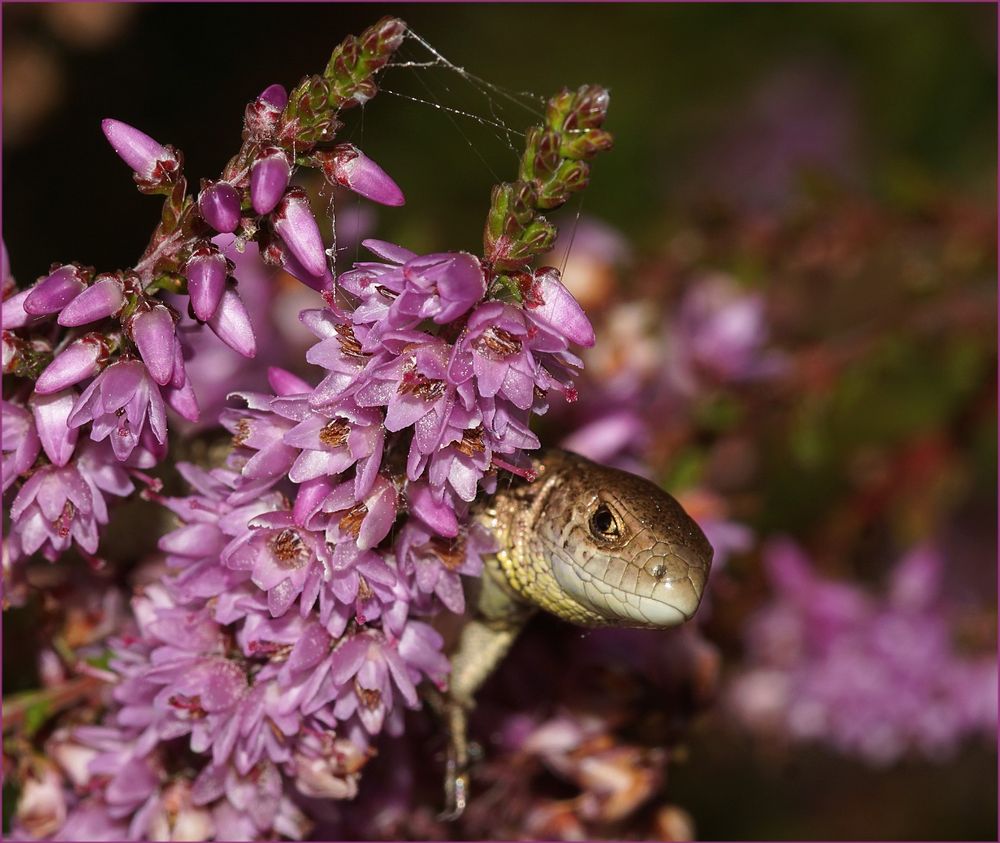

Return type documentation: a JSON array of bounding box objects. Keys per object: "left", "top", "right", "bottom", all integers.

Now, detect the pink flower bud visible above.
[
  {"left": 30, "top": 390, "right": 79, "bottom": 467},
  {"left": 130, "top": 305, "right": 176, "bottom": 385},
  {"left": 57, "top": 275, "right": 124, "bottom": 326},
  {"left": 2, "top": 288, "right": 37, "bottom": 329},
  {"left": 207, "top": 287, "right": 256, "bottom": 358},
  {"left": 35, "top": 334, "right": 106, "bottom": 394},
  {"left": 321, "top": 144, "right": 405, "bottom": 207},
  {"left": 250, "top": 148, "right": 291, "bottom": 215},
  {"left": 101, "top": 118, "right": 172, "bottom": 180},
  {"left": 198, "top": 182, "right": 242, "bottom": 233},
  {"left": 273, "top": 188, "right": 327, "bottom": 278},
  {"left": 23, "top": 266, "right": 87, "bottom": 316},
  {"left": 244, "top": 85, "right": 287, "bottom": 140},
  {"left": 259, "top": 83, "right": 288, "bottom": 110},
  {"left": 185, "top": 245, "right": 228, "bottom": 321}
]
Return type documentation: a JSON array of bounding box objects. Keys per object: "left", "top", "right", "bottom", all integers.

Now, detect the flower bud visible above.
[
  {"left": 57, "top": 275, "right": 124, "bottom": 326},
  {"left": 250, "top": 148, "right": 291, "bottom": 215},
  {"left": 198, "top": 182, "right": 242, "bottom": 233},
  {"left": 23, "top": 266, "right": 87, "bottom": 316},
  {"left": 2, "top": 289, "right": 36, "bottom": 329},
  {"left": 273, "top": 188, "right": 327, "bottom": 278},
  {"left": 30, "top": 390, "right": 79, "bottom": 467},
  {"left": 185, "top": 245, "right": 228, "bottom": 321},
  {"left": 35, "top": 334, "right": 106, "bottom": 394},
  {"left": 320, "top": 144, "right": 405, "bottom": 207},
  {"left": 207, "top": 287, "right": 256, "bottom": 358},
  {"left": 259, "top": 83, "right": 288, "bottom": 110},
  {"left": 130, "top": 305, "right": 176, "bottom": 385},
  {"left": 101, "top": 118, "right": 173, "bottom": 180},
  {"left": 244, "top": 84, "right": 287, "bottom": 140}
]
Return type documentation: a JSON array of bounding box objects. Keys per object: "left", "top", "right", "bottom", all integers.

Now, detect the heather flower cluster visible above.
[
  {"left": 23, "top": 212, "right": 599, "bottom": 843},
  {"left": 3, "top": 17, "right": 616, "bottom": 838},
  {"left": 727, "top": 539, "right": 998, "bottom": 764},
  {"left": 2, "top": 18, "right": 409, "bottom": 581}
]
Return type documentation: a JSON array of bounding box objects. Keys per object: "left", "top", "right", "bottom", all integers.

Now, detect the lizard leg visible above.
[{"left": 439, "top": 615, "right": 526, "bottom": 820}]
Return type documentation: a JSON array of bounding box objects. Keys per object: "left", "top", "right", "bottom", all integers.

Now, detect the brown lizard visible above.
[{"left": 440, "top": 448, "right": 714, "bottom": 818}]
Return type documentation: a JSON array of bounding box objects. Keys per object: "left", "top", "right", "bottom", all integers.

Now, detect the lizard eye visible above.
[{"left": 589, "top": 503, "right": 620, "bottom": 538}]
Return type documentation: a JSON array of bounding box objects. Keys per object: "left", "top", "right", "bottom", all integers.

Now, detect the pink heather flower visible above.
[
  {"left": 319, "top": 629, "right": 424, "bottom": 736},
  {"left": 102, "top": 118, "right": 176, "bottom": 180},
  {"left": 158, "top": 462, "right": 283, "bottom": 599},
  {"left": 277, "top": 399, "right": 386, "bottom": 489},
  {"left": 395, "top": 251, "right": 486, "bottom": 325},
  {"left": 68, "top": 359, "right": 167, "bottom": 460},
  {"left": 524, "top": 266, "right": 596, "bottom": 348},
  {"left": 35, "top": 333, "right": 108, "bottom": 394},
  {"left": 207, "top": 286, "right": 257, "bottom": 358},
  {"left": 250, "top": 148, "right": 291, "bottom": 215},
  {"left": 57, "top": 274, "right": 125, "bottom": 326},
  {"left": 308, "top": 475, "right": 399, "bottom": 564},
  {"left": 1, "top": 400, "right": 41, "bottom": 492},
  {"left": 185, "top": 244, "right": 229, "bottom": 321},
  {"left": 23, "top": 265, "right": 87, "bottom": 316},
  {"left": 130, "top": 304, "right": 176, "bottom": 385},
  {"left": 320, "top": 144, "right": 405, "bottom": 207},
  {"left": 10, "top": 464, "right": 101, "bottom": 558},
  {"left": 30, "top": 390, "right": 79, "bottom": 467},
  {"left": 671, "top": 274, "right": 783, "bottom": 387},
  {"left": 273, "top": 188, "right": 328, "bottom": 279},
  {"left": 222, "top": 508, "right": 332, "bottom": 617},
  {"left": 199, "top": 182, "right": 243, "bottom": 234},
  {"left": 728, "top": 540, "right": 998, "bottom": 765},
  {"left": 560, "top": 410, "right": 647, "bottom": 466},
  {"left": 450, "top": 302, "right": 543, "bottom": 411},
  {"left": 221, "top": 394, "right": 298, "bottom": 480},
  {"left": 395, "top": 519, "right": 488, "bottom": 614}
]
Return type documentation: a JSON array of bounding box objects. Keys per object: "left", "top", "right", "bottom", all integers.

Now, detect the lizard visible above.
[{"left": 439, "top": 447, "right": 714, "bottom": 819}]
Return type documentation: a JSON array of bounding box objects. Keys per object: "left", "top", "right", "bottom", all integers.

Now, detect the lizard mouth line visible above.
[{"left": 550, "top": 557, "right": 704, "bottom": 628}]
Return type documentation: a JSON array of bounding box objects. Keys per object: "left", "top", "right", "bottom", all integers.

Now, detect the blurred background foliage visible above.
[{"left": 3, "top": 4, "right": 996, "bottom": 841}]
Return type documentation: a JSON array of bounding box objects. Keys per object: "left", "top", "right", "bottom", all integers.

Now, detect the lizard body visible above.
[{"left": 441, "top": 448, "right": 713, "bottom": 817}]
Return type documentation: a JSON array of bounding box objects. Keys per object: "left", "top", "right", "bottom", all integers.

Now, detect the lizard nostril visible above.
[{"left": 650, "top": 562, "right": 667, "bottom": 579}]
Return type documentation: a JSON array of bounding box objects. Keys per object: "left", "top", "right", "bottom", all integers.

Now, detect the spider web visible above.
[{"left": 328, "top": 28, "right": 582, "bottom": 277}]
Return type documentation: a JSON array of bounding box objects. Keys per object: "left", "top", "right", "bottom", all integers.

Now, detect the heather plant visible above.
[
  {"left": 2, "top": 17, "right": 619, "bottom": 840},
  {"left": 4, "top": 10, "right": 996, "bottom": 842}
]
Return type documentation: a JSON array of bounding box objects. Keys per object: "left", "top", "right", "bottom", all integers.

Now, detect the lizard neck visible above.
[{"left": 475, "top": 456, "right": 610, "bottom": 627}]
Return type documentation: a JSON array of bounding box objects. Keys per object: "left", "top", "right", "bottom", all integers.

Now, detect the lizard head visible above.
[{"left": 518, "top": 450, "right": 714, "bottom": 628}]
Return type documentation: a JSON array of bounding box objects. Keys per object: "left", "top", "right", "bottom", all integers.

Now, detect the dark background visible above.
[{"left": 3, "top": 5, "right": 996, "bottom": 841}]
